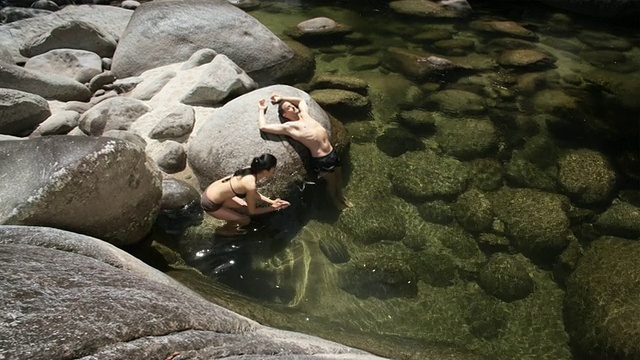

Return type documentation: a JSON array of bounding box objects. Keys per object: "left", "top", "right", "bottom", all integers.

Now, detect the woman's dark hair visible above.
[{"left": 233, "top": 153, "right": 277, "bottom": 177}]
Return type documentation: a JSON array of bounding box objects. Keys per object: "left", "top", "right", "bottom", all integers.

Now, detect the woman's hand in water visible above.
[{"left": 272, "top": 198, "right": 290, "bottom": 211}]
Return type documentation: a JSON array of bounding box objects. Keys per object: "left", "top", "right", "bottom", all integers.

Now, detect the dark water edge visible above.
[{"left": 140, "top": 1, "right": 640, "bottom": 359}]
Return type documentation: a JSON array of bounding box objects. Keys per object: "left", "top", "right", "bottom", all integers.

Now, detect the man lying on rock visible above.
[{"left": 258, "top": 94, "right": 352, "bottom": 210}]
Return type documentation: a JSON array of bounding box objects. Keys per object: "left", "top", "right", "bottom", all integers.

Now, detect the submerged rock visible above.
[
  {"left": 558, "top": 148, "right": 616, "bottom": 204},
  {"left": 478, "top": 253, "right": 534, "bottom": 302},
  {"left": 488, "top": 187, "right": 570, "bottom": 262},
  {"left": 565, "top": 236, "right": 640, "bottom": 359},
  {"left": 389, "top": 150, "right": 469, "bottom": 201}
]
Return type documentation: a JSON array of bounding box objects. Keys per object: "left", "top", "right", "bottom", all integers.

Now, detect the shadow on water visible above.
[{"left": 172, "top": 180, "right": 343, "bottom": 302}]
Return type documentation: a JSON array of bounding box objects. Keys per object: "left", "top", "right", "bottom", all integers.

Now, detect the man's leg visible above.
[{"left": 324, "top": 168, "right": 351, "bottom": 209}]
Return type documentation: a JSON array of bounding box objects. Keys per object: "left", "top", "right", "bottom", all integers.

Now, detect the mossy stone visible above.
[
  {"left": 478, "top": 253, "right": 534, "bottom": 302},
  {"left": 565, "top": 237, "right": 640, "bottom": 359}
]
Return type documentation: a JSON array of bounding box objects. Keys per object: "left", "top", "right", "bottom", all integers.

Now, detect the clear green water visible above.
[{"left": 162, "top": 1, "right": 639, "bottom": 359}]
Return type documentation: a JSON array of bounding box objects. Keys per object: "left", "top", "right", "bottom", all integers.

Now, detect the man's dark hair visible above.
[{"left": 277, "top": 102, "right": 286, "bottom": 120}]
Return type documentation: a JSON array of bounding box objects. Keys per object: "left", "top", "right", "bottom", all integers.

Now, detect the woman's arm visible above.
[
  {"left": 258, "top": 192, "right": 275, "bottom": 205},
  {"left": 243, "top": 178, "right": 289, "bottom": 215}
]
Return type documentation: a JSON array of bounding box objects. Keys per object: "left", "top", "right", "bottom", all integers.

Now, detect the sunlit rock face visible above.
[
  {"left": 0, "top": 136, "right": 162, "bottom": 245},
  {"left": 0, "top": 225, "right": 385, "bottom": 360},
  {"left": 111, "top": 0, "right": 295, "bottom": 82}
]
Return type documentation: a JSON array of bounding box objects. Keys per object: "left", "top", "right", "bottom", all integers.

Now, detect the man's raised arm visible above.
[
  {"left": 270, "top": 93, "right": 310, "bottom": 114},
  {"left": 257, "top": 99, "right": 290, "bottom": 135}
]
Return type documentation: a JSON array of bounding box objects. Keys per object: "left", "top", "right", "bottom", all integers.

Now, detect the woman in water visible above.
[{"left": 200, "top": 153, "right": 290, "bottom": 236}]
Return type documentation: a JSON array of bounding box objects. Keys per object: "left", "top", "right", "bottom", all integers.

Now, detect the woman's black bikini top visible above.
[{"left": 223, "top": 176, "right": 246, "bottom": 198}]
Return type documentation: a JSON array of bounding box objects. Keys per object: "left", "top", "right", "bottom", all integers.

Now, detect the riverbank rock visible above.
[
  {"left": 24, "top": 49, "right": 103, "bottom": 83},
  {"left": 111, "top": 0, "right": 295, "bottom": 83},
  {"left": 0, "top": 136, "right": 162, "bottom": 245},
  {"left": 564, "top": 236, "right": 640, "bottom": 359},
  {"left": 0, "top": 88, "right": 50, "bottom": 136},
  {"left": 0, "top": 61, "right": 91, "bottom": 101},
  {"left": 0, "top": 5, "right": 132, "bottom": 63},
  {"left": 0, "top": 225, "right": 385, "bottom": 360},
  {"left": 20, "top": 19, "right": 117, "bottom": 58}
]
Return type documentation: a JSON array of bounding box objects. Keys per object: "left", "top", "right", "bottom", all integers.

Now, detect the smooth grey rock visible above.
[
  {"left": 180, "top": 48, "right": 218, "bottom": 70},
  {"left": 0, "top": 137, "right": 162, "bottom": 245},
  {"left": 24, "top": 48, "right": 103, "bottom": 83},
  {"left": 121, "top": 0, "right": 140, "bottom": 9},
  {"left": 30, "top": 0, "right": 59, "bottom": 10},
  {"left": 30, "top": 110, "right": 80, "bottom": 136},
  {"left": 79, "top": 97, "right": 151, "bottom": 136},
  {"left": 0, "top": 5, "right": 132, "bottom": 63},
  {"left": 161, "top": 177, "right": 200, "bottom": 210},
  {"left": 111, "top": 0, "right": 294, "bottom": 81},
  {"left": 0, "top": 88, "right": 50, "bottom": 136},
  {"left": 88, "top": 70, "right": 117, "bottom": 93},
  {"left": 148, "top": 140, "right": 187, "bottom": 174},
  {"left": 20, "top": 19, "right": 117, "bottom": 58},
  {"left": 180, "top": 54, "right": 258, "bottom": 106},
  {"left": 0, "top": 225, "right": 384, "bottom": 360},
  {"left": 148, "top": 103, "right": 195, "bottom": 141},
  {"left": 0, "top": 6, "right": 52, "bottom": 24},
  {"left": 0, "top": 62, "right": 91, "bottom": 101},
  {"left": 130, "top": 70, "right": 177, "bottom": 101}
]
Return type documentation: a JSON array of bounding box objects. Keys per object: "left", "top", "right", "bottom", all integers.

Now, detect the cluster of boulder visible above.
[
  {"left": 0, "top": 0, "right": 382, "bottom": 358},
  {"left": 0, "top": 0, "right": 639, "bottom": 359}
]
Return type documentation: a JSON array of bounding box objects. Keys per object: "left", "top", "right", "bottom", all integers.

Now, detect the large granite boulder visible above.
[
  {"left": 187, "top": 85, "right": 345, "bottom": 195},
  {"left": 111, "top": 0, "right": 295, "bottom": 83},
  {"left": 0, "top": 5, "right": 132, "bottom": 63},
  {"left": 0, "top": 225, "right": 384, "bottom": 360},
  {"left": 564, "top": 236, "right": 640, "bottom": 359},
  {"left": 0, "top": 136, "right": 162, "bottom": 245}
]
